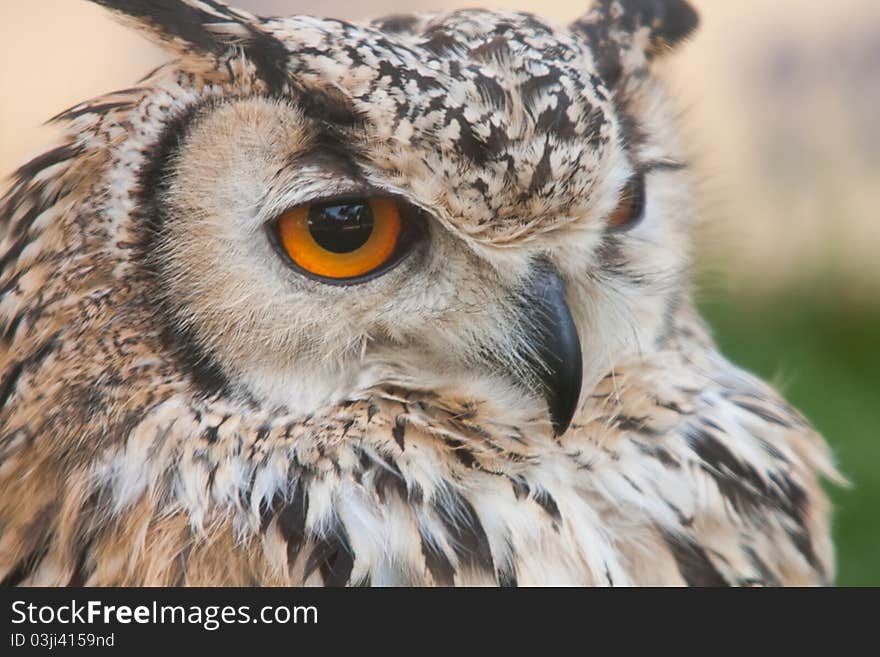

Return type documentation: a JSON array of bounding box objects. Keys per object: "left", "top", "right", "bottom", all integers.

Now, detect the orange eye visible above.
[
  {"left": 276, "top": 198, "right": 404, "bottom": 281},
  {"left": 608, "top": 173, "right": 646, "bottom": 230}
]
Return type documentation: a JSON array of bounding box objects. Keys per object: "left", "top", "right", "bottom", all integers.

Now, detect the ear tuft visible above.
[
  {"left": 88, "top": 0, "right": 253, "bottom": 53},
  {"left": 571, "top": 0, "right": 699, "bottom": 87},
  {"left": 642, "top": 0, "right": 699, "bottom": 52},
  {"left": 87, "top": 0, "right": 289, "bottom": 91}
]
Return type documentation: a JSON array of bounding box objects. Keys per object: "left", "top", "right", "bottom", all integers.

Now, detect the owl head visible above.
[{"left": 3, "top": 0, "right": 698, "bottom": 437}]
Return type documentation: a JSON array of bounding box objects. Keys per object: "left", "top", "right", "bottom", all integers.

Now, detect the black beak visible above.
[{"left": 515, "top": 261, "right": 583, "bottom": 436}]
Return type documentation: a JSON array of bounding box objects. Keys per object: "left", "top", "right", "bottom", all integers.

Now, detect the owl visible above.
[{"left": 0, "top": 0, "right": 840, "bottom": 587}]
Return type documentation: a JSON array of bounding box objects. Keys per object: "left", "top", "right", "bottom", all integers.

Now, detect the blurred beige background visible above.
[{"left": 2, "top": 0, "right": 879, "bottom": 293}]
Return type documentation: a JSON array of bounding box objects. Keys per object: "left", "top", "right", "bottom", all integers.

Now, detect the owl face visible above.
[{"left": 57, "top": 0, "right": 697, "bottom": 434}]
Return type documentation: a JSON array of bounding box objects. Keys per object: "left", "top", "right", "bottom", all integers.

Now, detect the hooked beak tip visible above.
[{"left": 518, "top": 261, "right": 583, "bottom": 437}]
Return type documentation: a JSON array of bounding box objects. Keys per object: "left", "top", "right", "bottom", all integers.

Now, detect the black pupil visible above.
[{"left": 308, "top": 201, "right": 374, "bottom": 253}]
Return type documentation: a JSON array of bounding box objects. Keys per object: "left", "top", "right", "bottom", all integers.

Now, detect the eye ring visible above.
[
  {"left": 607, "top": 173, "right": 646, "bottom": 231},
  {"left": 269, "top": 196, "right": 423, "bottom": 285}
]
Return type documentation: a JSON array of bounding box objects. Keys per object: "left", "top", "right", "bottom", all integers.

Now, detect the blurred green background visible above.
[
  {"left": 700, "top": 280, "right": 879, "bottom": 586},
  {"left": 1, "top": 0, "right": 877, "bottom": 584}
]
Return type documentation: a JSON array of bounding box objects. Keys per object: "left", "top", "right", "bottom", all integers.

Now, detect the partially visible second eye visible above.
[
  {"left": 274, "top": 197, "right": 418, "bottom": 283},
  {"left": 607, "top": 173, "right": 646, "bottom": 230}
]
